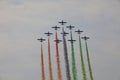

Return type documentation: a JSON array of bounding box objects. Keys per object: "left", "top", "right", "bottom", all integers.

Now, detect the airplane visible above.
[
  {"left": 52, "top": 26, "right": 60, "bottom": 30},
  {"left": 54, "top": 39, "right": 62, "bottom": 43},
  {"left": 58, "top": 20, "right": 67, "bottom": 25},
  {"left": 66, "top": 25, "right": 75, "bottom": 30},
  {"left": 44, "top": 31, "right": 53, "bottom": 36},
  {"left": 81, "top": 36, "right": 90, "bottom": 40},
  {"left": 75, "top": 29, "right": 83, "bottom": 34},
  {"left": 61, "top": 31, "right": 69, "bottom": 36},
  {"left": 37, "top": 37, "right": 45, "bottom": 42},
  {"left": 68, "top": 39, "right": 76, "bottom": 43}
]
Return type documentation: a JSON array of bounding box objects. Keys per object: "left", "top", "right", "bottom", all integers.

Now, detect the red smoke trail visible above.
[
  {"left": 48, "top": 37, "right": 53, "bottom": 80},
  {"left": 41, "top": 44, "right": 45, "bottom": 80},
  {"left": 55, "top": 32, "right": 62, "bottom": 80}
]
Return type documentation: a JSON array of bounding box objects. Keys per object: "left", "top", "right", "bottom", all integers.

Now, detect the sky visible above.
[{"left": 0, "top": 0, "right": 120, "bottom": 80}]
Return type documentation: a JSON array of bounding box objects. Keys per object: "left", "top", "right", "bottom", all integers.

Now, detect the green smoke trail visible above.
[
  {"left": 85, "top": 41, "right": 94, "bottom": 80},
  {"left": 79, "top": 36, "right": 87, "bottom": 80},
  {"left": 70, "top": 31, "right": 78, "bottom": 80}
]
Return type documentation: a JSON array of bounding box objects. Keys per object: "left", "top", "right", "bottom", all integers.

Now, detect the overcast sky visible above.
[{"left": 0, "top": 0, "right": 120, "bottom": 80}]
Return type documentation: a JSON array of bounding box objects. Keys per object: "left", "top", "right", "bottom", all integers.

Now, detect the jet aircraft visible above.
[
  {"left": 66, "top": 25, "right": 75, "bottom": 30},
  {"left": 52, "top": 26, "right": 60, "bottom": 30},
  {"left": 75, "top": 29, "right": 83, "bottom": 34},
  {"left": 68, "top": 39, "right": 76, "bottom": 43},
  {"left": 45, "top": 32, "right": 53, "bottom": 36},
  {"left": 37, "top": 37, "right": 45, "bottom": 42},
  {"left": 54, "top": 39, "right": 62, "bottom": 43},
  {"left": 58, "top": 20, "right": 67, "bottom": 25},
  {"left": 81, "top": 36, "right": 90, "bottom": 40},
  {"left": 61, "top": 31, "right": 69, "bottom": 36}
]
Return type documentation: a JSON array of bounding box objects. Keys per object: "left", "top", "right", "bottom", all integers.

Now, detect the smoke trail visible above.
[
  {"left": 85, "top": 41, "right": 94, "bottom": 80},
  {"left": 79, "top": 36, "right": 87, "bottom": 80},
  {"left": 70, "top": 31, "right": 78, "bottom": 80},
  {"left": 41, "top": 44, "right": 45, "bottom": 80},
  {"left": 62, "top": 28, "right": 71, "bottom": 80},
  {"left": 55, "top": 32, "right": 62, "bottom": 80},
  {"left": 48, "top": 37, "right": 53, "bottom": 80}
]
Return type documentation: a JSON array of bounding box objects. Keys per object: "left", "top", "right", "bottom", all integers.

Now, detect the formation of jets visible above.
[{"left": 37, "top": 20, "right": 89, "bottom": 42}]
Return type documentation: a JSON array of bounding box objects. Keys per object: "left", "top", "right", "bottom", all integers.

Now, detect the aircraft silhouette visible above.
[
  {"left": 61, "top": 31, "right": 69, "bottom": 36},
  {"left": 75, "top": 29, "right": 83, "bottom": 34},
  {"left": 59, "top": 20, "right": 67, "bottom": 25},
  {"left": 52, "top": 26, "right": 60, "bottom": 30},
  {"left": 68, "top": 39, "right": 76, "bottom": 43},
  {"left": 54, "top": 39, "right": 62, "bottom": 43},
  {"left": 66, "top": 25, "right": 75, "bottom": 30},
  {"left": 81, "top": 36, "right": 90, "bottom": 40},
  {"left": 37, "top": 37, "right": 45, "bottom": 42},
  {"left": 44, "top": 31, "right": 53, "bottom": 36}
]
